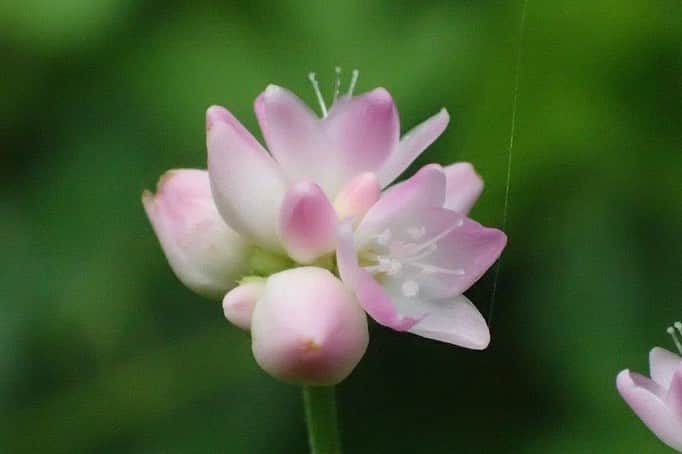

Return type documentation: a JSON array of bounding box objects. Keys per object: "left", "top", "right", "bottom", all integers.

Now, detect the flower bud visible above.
[
  {"left": 250, "top": 267, "right": 369, "bottom": 385},
  {"left": 222, "top": 280, "right": 265, "bottom": 330},
  {"left": 333, "top": 172, "right": 380, "bottom": 223},
  {"left": 142, "top": 169, "right": 250, "bottom": 299}
]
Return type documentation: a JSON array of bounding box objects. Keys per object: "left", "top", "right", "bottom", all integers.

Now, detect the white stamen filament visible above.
[
  {"left": 667, "top": 322, "right": 682, "bottom": 355},
  {"left": 348, "top": 69, "right": 359, "bottom": 97},
  {"left": 363, "top": 221, "right": 466, "bottom": 279},
  {"left": 410, "top": 262, "right": 465, "bottom": 276},
  {"left": 308, "top": 72, "right": 328, "bottom": 117},
  {"left": 401, "top": 221, "right": 462, "bottom": 257},
  {"left": 333, "top": 66, "right": 342, "bottom": 103}
]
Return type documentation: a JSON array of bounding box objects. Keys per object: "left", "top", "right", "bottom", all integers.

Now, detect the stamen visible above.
[
  {"left": 333, "top": 66, "right": 342, "bottom": 103},
  {"left": 667, "top": 322, "right": 682, "bottom": 354},
  {"left": 407, "top": 226, "right": 427, "bottom": 240},
  {"left": 348, "top": 69, "right": 359, "bottom": 97},
  {"left": 403, "top": 222, "right": 460, "bottom": 257},
  {"left": 401, "top": 280, "right": 419, "bottom": 297},
  {"left": 411, "top": 262, "right": 465, "bottom": 276},
  {"left": 308, "top": 72, "right": 328, "bottom": 117},
  {"left": 376, "top": 228, "right": 392, "bottom": 246},
  {"left": 365, "top": 256, "right": 402, "bottom": 276}
]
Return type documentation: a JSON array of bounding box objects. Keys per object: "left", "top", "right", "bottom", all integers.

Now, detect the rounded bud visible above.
[
  {"left": 333, "top": 172, "right": 380, "bottom": 223},
  {"left": 222, "top": 280, "right": 265, "bottom": 330},
  {"left": 142, "top": 169, "right": 250, "bottom": 299},
  {"left": 250, "top": 267, "right": 369, "bottom": 385}
]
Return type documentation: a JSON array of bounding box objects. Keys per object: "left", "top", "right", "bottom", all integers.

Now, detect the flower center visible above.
[
  {"left": 308, "top": 67, "right": 360, "bottom": 118},
  {"left": 667, "top": 321, "right": 682, "bottom": 355},
  {"left": 361, "top": 221, "right": 466, "bottom": 298}
]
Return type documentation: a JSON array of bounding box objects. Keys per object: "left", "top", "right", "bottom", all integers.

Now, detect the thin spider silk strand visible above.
[{"left": 488, "top": 0, "right": 529, "bottom": 323}]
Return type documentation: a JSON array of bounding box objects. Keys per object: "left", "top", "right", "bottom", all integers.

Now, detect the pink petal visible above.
[
  {"left": 222, "top": 280, "right": 265, "bottom": 331},
  {"left": 142, "top": 169, "right": 249, "bottom": 299},
  {"left": 323, "top": 88, "right": 398, "bottom": 179},
  {"left": 206, "top": 105, "right": 287, "bottom": 251},
  {"left": 443, "top": 162, "right": 484, "bottom": 214},
  {"left": 336, "top": 222, "right": 417, "bottom": 331},
  {"left": 650, "top": 347, "right": 682, "bottom": 389},
  {"left": 376, "top": 108, "right": 450, "bottom": 188},
  {"left": 258, "top": 85, "right": 338, "bottom": 192},
  {"left": 617, "top": 370, "right": 682, "bottom": 451},
  {"left": 413, "top": 209, "right": 507, "bottom": 298},
  {"left": 333, "top": 172, "right": 381, "bottom": 223},
  {"left": 253, "top": 92, "right": 268, "bottom": 139},
  {"left": 667, "top": 365, "right": 682, "bottom": 420},
  {"left": 408, "top": 295, "right": 490, "bottom": 349},
  {"left": 279, "top": 182, "right": 337, "bottom": 264},
  {"left": 357, "top": 164, "right": 446, "bottom": 246}
]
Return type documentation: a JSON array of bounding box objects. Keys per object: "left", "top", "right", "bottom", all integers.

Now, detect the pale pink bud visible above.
[
  {"left": 333, "top": 172, "right": 381, "bottom": 222},
  {"left": 250, "top": 267, "right": 369, "bottom": 385},
  {"left": 222, "top": 281, "right": 265, "bottom": 331},
  {"left": 142, "top": 169, "right": 250, "bottom": 299},
  {"left": 278, "top": 181, "right": 337, "bottom": 264}
]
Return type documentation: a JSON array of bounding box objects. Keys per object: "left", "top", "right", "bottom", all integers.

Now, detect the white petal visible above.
[
  {"left": 408, "top": 295, "right": 490, "bottom": 349},
  {"left": 650, "top": 347, "right": 682, "bottom": 389},
  {"left": 376, "top": 108, "right": 449, "bottom": 188},
  {"left": 258, "top": 86, "right": 340, "bottom": 193},
  {"left": 206, "top": 106, "right": 287, "bottom": 251},
  {"left": 443, "top": 162, "right": 484, "bottom": 214},
  {"left": 323, "top": 88, "right": 398, "bottom": 181}
]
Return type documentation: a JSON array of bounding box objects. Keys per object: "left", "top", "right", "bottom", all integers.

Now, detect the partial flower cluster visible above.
[
  {"left": 617, "top": 322, "right": 682, "bottom": 451},
  {"left": 143, "top": 71, "right": 506, "bottom": 385}
]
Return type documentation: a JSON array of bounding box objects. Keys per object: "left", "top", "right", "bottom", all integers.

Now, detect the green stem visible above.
[{"left": 302, "top": 386, "right": 342, "bottom": 454}]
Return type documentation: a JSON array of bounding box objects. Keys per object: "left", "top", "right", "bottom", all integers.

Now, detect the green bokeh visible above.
[{"left": 2, "top": 0, "right": 681, "bottom": 452}]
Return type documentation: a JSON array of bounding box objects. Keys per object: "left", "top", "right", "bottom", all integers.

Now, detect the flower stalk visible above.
[{"left": 302, "top": 386, "right": 342, "bottom": 454}]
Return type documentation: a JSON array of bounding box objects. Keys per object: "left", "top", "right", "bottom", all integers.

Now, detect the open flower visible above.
[
  {"left": 337, "top": 164, "right": 506, "bottom": 349},
  {"left": 616, "top": 323, "right": 682, "bottom": 452}
]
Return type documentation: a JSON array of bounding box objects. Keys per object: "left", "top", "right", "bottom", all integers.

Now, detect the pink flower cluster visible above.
[{"left": 144, "top": 73, "right": 506, "bottom": 385}]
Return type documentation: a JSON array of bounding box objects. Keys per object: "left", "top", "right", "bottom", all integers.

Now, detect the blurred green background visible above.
[{"left": 2, "top": 0, "right": 681, "bottom": 452}]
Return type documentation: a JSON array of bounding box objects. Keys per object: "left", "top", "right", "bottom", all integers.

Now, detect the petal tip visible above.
[
  {"left": 497, "top": 229, "right": 509, "bottom": 248},
  {"left": 291, "top": 180, "right": 320, "bottom": 196},
  {"left": 206, "top": 105, "right": 229, "bottom": 131},
  {"left": 616, "top": 369, "right": 635, "bottom": 392},
  {"left": 470, "top": 331, "right": 491, "bottom": 350},
  {"left": 264, "top": 84, "right": 284, "bottom": 97},
  {"left": 367, "top": 87, "right": 393, "bottom": 104},
  {"left": 141, "top": 188, "right": 153, "bottom": 203},
  {"left": 155, "top": 169, "right": 178, "bottom": 192}
]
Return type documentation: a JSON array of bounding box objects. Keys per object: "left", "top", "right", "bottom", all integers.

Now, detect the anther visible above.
[
  {"left": 401, "top": 280, "right": 419, "bottom": 297},
  {"left": 308, "top": 72, "right": 328, "bottom": 117},
  {"left": 668, "top": 323, "right": 682, "bottom": 355},
  {"left": 348, "top": 69, "right": 359, "bottom": 97},
  {"left": 376, "top": 228, "right": 392, "bottom": 246}
]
